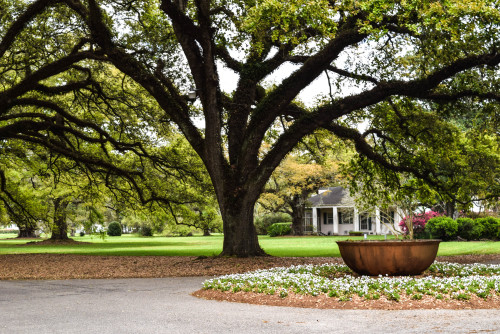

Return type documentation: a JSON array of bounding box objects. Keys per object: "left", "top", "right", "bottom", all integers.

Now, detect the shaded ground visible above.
[
  {"left": 1, "top": 253, "right": 499, "bottom": 310},
  {"left": 0, "top": 254, "right": 343, "bottom": 280},
  {"left": 1, "top": 253, "right": 499, "bottom": 280}
]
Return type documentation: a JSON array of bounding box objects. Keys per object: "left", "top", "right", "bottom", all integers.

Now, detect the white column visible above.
[
  {"left": 353, "top": 207, "right": 359, "bottom": 232},
  {"left": 333, "top": 207, "right": 339, "bottom": 235},
  {"left": 312, "top": 207, "right": 318, "bottom": 233},
  {"left": 375, "top": 208, "right": 381, "bottom": 235}
]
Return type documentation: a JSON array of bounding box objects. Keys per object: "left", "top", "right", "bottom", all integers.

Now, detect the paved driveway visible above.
[{"left": 1, "top": 277, "right": 499, "bottom": 334}]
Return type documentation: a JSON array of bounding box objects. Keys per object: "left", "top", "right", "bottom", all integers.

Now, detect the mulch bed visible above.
[
  {"left": 0, "top": 254, "right": 344, "bottom": 280},
  {"left": 193, "top": 289, "right": 500, "bottom": 310}
]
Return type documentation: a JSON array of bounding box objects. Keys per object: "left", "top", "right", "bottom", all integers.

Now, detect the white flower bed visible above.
[{"left": 202, "top": 263, "right": 500, "bottom": 301}]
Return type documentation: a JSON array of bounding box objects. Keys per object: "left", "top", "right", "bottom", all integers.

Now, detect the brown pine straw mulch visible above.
[
  {"left": 192, "top": 289, "right": 500, "bottom": 310},
  {"left": 1, "top": 252, "right": 499, "bottom": 310}
]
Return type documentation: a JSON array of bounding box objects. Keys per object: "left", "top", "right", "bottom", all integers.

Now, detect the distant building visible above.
[
  {"left": 304, "top": 187, "right": 401, "bottom": 235},
  {"left": 1, "top": 224, "right": 19, "bottom": 231}
]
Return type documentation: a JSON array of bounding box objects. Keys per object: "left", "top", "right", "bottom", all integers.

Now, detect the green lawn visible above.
[
  {"left": 0, "top": 234, "right": 499, "bottom": 257},
  {"left": 0, "top": 233, "right": 18, "bottom": 239}
]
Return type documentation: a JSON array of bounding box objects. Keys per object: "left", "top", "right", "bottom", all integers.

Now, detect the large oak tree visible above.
[{"left": 1, "top": 0, "right": 499, "bottom": 256}]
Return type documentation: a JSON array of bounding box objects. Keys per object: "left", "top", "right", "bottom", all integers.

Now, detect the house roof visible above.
[{"left": 307, "top": 186, "right": 355, "bottom": 207}]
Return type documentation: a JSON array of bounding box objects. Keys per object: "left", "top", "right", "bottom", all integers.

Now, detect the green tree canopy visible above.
[{"left": 1, "top": 0, "right": 499, "bottom": 256}]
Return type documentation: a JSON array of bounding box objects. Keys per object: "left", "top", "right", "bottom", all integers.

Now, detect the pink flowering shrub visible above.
[{"left": 399, "top": 211, "right": 443, "bottom": 238}]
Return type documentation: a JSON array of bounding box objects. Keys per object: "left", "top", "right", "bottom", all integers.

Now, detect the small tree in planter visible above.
[
  {"left": 350, "top": 175, "right": 438, "bottom": 240},
  {"left": 338, "top": 178, "right": 442, "bottom": 275}
]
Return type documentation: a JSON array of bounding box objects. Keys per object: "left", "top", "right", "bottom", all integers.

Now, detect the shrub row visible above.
[
  {"left": 267, "top": 222, "right": 292, "bottom": 237},
  {"left": 255, "top": 213, "right": 292, "bottom": 235},
  {"left": 425, "top": 216, "right": 500, "bottom": 241}
]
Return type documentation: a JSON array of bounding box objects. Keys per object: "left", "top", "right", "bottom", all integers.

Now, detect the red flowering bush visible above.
[{"left": 399, "top": 211, "right": 442, "bottom": 238}]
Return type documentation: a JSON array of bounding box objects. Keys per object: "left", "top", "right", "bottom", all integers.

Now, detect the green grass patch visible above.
[
  {"left": 0, "top": 234, "right": 499, "bottom": 257},
  {"left": 0, "top": 233, "right": 18, "bottom": 239},
  {"left": 0, "top": 234, "right": 223, "bottom": 256},
  {"left": 260, "top": 235, "right": 389, "bottom": 257}
]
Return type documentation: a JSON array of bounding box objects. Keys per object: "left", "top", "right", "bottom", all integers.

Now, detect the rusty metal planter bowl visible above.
[{"left": 336, "top": 240, "right": 441, "bottom": 276}]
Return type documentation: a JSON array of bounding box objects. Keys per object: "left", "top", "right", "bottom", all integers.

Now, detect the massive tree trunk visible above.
[
  {"left": 219, "top": 193, "right": 266, "bottom": 257},
  {"left": 17, "top": 225, "right": 37, "bottom": 238},
  {"left": 50, "top": 197, "right": 70, "bottom": 240}
]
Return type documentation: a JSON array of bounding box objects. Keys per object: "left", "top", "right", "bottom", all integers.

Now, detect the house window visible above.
[
  {"left": 359, "top": 213, "right": 373, "bottom": 230},
  {"left": 323, "top": 212, "right": 333, "bottom": 224},
  {"left": 338, "top": 208, "right": 354, "bottom": 224}
]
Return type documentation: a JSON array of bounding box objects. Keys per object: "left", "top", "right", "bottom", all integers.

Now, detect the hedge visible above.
[
  {"left": 457, "top": 218, "right": 483, "bottom": 241},
  {"left": 425, "top": 217, "right": 458, "bottom": 241},
  {"left": 267, "top": 222, "right": 292, "bottom": 237},
  {"left": 475, "top": 217, "right": 500, "bottom": 240},
  {"left": 424, "top": 216, "right": 500, "bottom": 241}
]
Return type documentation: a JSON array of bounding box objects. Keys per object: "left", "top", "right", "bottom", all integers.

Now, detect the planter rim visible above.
[{"left": 336, "top": 239, "right": 441, "bottom": 246}]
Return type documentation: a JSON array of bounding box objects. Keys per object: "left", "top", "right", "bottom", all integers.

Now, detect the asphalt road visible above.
[{"left": 1, "top": 277, "right": 499, "bottom": 334}]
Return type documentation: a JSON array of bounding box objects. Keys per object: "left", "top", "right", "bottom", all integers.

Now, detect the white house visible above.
[
  {"left": 1, "top": 223, "right": 19, "bottom": 231},
  {"left": 304, "top": 187, "right": 401, "bottom": 235}
]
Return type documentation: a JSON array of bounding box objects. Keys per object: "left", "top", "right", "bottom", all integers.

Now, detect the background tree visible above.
[
  {"left": 0, "top": 142, "right": 50, "bottom": 237},
  {"left": 1, "top": 0, "right": 499, "bottom": 256},
  {"left": 259, "top": 155, "right": 337, "bottom": 235},
  {"left": 187, "top": 206, "right": 222, "bottom": 236},
  {"left": 259, "top": 129, "right": 354, "bottom": 235}
]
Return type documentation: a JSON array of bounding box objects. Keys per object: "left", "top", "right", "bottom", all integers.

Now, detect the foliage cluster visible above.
[
  {"left": 167, "top": 225, "right": 194, "bottom": 237},
  {"left": 106, "top": 222, "right": 122, "bottom": 237},
  {"left": 475, "top": 217, "right": 500, "bottom": 240},
  {"left": 399, "top": 211, "right": 443, "bottom": 239},
  {"left": 457, "top": 218, "right": 484, "bottom": 241},
  {"left": 139, "top": 225, "right": 153, "bottom": 237},
  {"left": 425, "top": 217, "right": 459, "bottom": 241},
  {"left": 258, "top": 151, "right": 340, "bottom": 235},
  {"left": 254, "top": 213, "right": 292, "bottom": 235},
  {"left": 398, "top": 212, "right": 500, "bottom": 241},
  {"left": 425, "top": 216, "right": 500, "bottom": 241},
  {"left": 267, "top": 223, "right": 292, "bottom": 237}
]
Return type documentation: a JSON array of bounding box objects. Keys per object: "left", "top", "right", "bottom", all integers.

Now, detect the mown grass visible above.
[{"left": 0, "top": 233, "right": 499, "bottom": 257}]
